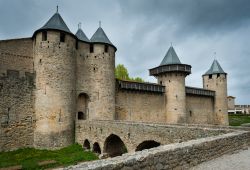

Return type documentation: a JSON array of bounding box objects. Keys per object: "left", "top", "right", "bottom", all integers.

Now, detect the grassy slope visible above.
[
  {"left": 229, "top": 114, "right": 250, "bottom": 126},
  {"left": 0, "top": 143, "right": 98, "bottom": 170}
]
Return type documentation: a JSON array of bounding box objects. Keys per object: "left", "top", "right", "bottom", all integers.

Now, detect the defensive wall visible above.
[
  {"left": 0, "top": 71, "right": 35, "bottom": 151},
  {"left": 115, "top": 80, "right": 216, "bottom": 124},
  {"left": 75, "top": 120, "right": 231, "bottom": 157},
  {"left": 68, "top": 125, "right": 250, "bottom": 170}
]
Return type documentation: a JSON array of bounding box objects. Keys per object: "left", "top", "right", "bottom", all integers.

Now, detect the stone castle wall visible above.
[
  {"left": 203, "top": 74, "right": 228, "bottom": 125},
  {"left": 158, "top": 73, "right": 187, "bottom": 123},
  {"left": 33, "top": 31, "right": 77, "bottom": 149},
  {"left": 186, "top": 94, "right": 214, "bottom": 124},
  {"left": 115, "top": 90, "right": 165, "bottom": 122},
  {"left": 77, "top": 43, "right": 116, "bottom": 120},
  {"left": 0, "top": 71, "right": 35, "bottom": 152},
  {"left": 0, "top": 38, "right": 34, "bottom": 76}
]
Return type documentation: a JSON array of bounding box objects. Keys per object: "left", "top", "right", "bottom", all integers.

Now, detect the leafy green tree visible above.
[
  {"left": 115, "top": 64, "right": 144, "bottom": 82},
  {"left": 115, "top": 64, "right": 129, "bottom": 80}
]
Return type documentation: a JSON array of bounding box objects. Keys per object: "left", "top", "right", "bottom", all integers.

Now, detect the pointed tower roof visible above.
[
  {"left": 33, "top": 8, "right": 72, "bottom": 37},
  {"left": 160, "top": 46, "right": 181, "bottom": 65},
  {"left": 75, "top": 23, "right": 89, "bottom": 42},
  {"left": 204, "top": 59, "right": 226, "bottom": 75},
  {"left": 90, "top": 27, "right": 113, "bottom": 45}
]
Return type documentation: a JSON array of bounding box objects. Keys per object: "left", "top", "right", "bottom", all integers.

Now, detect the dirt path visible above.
[{"left": 191, "top": 148, "right": 250, "bottom": 170}]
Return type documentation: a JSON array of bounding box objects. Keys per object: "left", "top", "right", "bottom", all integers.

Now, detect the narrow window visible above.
[
  {"left": 75, "top": 41, "right": 78, "bottom": 49},
  {"left": 160, "top": 81, "right": 162, "bottom": 85},
  {"left": 60, "top": 32, "right": 65, "bottom": 42},
  {"left": 104, "top": 45, "right": 108, "bottom": 53},
  {"left": 217, "top": 73, "right": 220, "bottom": 78},
  {"left": 42, "top": 31, "right": 47, "bottom": 41},
  {"left": 90, "top": 44, "right": 94, "bottom": 53},
  {"left": 209, "top": 74, "right": 212, "bottom": 79}
]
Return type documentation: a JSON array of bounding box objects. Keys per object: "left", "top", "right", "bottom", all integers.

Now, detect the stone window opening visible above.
[
  {"left": 75, "top": 41, "right": 78, "bottom": 49},
  {"left": 104, "top": 45, "right": 108, "bottom": 53},
  {"left": 217, "top": 73, "right": 220, "bottom": 78},
  {"left": 90, "top": 44, "right": 94, "bottom": 53},
  {"left": 60, "top": 32, "right": 65, "bottom": 42},
  {"left": 209, "top": 74, "right": 212, "bottom": 79},
  {"left": 78, "top": 112, "right": 86, "bottom": 120},
  {"left": 189, "top": 111, "right": 192, "bottom": 117},
  {"left": 135, "top": 140, "right": 160, "bottom": 151},
  {"left": 160, "top": 81, "right": 162, "bottom": 85},
  {"left": 77, "top": 93, "right": 89, "bottom": 120},
  {"left": 42, "top": 31, "right": 47, "bottom": 41}
]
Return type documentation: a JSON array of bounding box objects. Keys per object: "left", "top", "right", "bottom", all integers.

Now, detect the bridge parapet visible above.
[{"left": 75, "top": 120, "right": 231, "bottom": 157}]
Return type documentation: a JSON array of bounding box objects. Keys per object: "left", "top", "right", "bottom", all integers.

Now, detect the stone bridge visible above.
[{"left": 75, "top": 120, "right": 229, "bottom": 157}]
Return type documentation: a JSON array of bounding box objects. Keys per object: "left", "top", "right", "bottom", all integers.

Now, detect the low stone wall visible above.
[{"left": 64, "top": 131, "right": 250, "bottom": 170}]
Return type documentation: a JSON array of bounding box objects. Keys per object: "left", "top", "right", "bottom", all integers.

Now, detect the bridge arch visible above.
[
  {"left": 103, "top": 134, "right": 127, "bottom": 157},
  {"left": 83, "top": 139, "right": 90, "bottom": 150},
  {"left": 93, "top": 142, "right": 101, "bottom": 154},
  {"left": 135, "top": 140, "right": 160, "bottom": 151}
]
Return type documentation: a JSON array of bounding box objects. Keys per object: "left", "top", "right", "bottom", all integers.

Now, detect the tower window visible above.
[
  {"left": 209, "top": 74, "right": 212, "bottom": 79},
  {"left": 160, "top": 81, "right": 162, "bottom": 85},
  {"left": 104, "top": 45, "right": 108, "bottom": 53},
  {"left": 90, "top": 44, "right": 94, "bottom": 53},
  {"left": 75, "top": 41, "right": 78, "bottom": 49},
  {"left": 42, "top": 31, "right": 47, "bottom": 41},
  {"left": 60, "top": 32, "right": 65, "bottom": 42},
  {"left": 217, "top": 73, "right": 220, "bottom": 78}
]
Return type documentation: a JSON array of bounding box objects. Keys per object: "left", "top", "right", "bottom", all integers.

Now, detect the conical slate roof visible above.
[
  {"left": 160, "top": 46, "right": 181, "bottom": 65},
  {"left": 90, "top": 27, "right": 113, "bottom": 45},
  {"left": 75, "top": 28, "right": 89, "bottom": 42},
  {"left": 34, "top": 11, "right": 72, "bottom": 36},
  {"left": 204, "top": 59, "right": 226, "bottom": 75}
]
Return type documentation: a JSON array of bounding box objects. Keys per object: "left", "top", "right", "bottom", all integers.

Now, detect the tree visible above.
[
  {"left": 115, "top": 64, "right": 144, "bottom": 82},
  {"left": 115, "top": 64, "right": 129, "bottom": 80}
]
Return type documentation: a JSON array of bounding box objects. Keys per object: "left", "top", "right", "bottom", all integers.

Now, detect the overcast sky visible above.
[{"left": 0, "top": 0, "right": 249, "bottom": 104}]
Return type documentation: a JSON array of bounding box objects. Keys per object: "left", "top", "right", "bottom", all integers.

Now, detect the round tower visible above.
[
  {"left": 149, "top": 46, "right": 191, "bottom": 123},
  {"left": 33, "top": 10, "right": 77, "bottom": 149},
  {"left": 202, "top": 59, "right": 228, "bottom": 125},
  {"left": 82, "top": 23, "right": 116, "bottom": 120}
]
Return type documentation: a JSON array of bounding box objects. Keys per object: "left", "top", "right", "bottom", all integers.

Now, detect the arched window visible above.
[{"left": 77, "top": 93, "right": 89, "bottom": 120}]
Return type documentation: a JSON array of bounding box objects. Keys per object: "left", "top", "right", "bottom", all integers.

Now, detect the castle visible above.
[{"left": 0, "top": 9, "right": 228, "bottom": 151}]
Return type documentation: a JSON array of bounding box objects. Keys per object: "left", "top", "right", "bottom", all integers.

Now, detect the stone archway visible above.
[
  {"left": 103, "top": 134, "right": 127, "bottom": 157},
  {"left": 135, "top": 140, "right": 160, "bottom": 151},
  {"left": 93, "top": 142, "right": 101, "bottom": 154},
  {"left": 83, "top": 139, "right": 90, "bottom": 150},
  {"left": 77, "top": 93, "right": 89, "bottom": 120}
]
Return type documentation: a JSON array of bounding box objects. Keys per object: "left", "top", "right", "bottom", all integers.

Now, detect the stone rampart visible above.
[{"left": 0, "top": 71, "right": 35, "bottom": 151}]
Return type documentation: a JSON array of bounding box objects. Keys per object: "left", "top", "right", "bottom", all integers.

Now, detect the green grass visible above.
[
  {"left": 0, "top": 143, "right": 98, "bottom": 170},
  {"left": 229, "top": 114, "right": 250, "bottom": 126}
]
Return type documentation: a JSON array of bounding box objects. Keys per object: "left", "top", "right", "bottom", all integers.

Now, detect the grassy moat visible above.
[
  {"left": 229, "top": 114, "right": 250, "bottom": 126},
  {"left": 0, "top": 143, "right": 98, "bottom": 170}
]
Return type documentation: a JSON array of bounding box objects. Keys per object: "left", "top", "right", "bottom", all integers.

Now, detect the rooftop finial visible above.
[
  {"left": 99, "top": 21, "right": 101, "bottom": 28},
  {"left": 78, "top": 22, "right": 82, "bottom": 29},
  {"left": 56, "top": 5, "right": 59, "bottom": 13}
]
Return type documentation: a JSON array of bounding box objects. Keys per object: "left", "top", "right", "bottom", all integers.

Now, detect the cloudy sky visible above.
[{"left": 0, "top": 0, "right": 249, "bottom": 104}]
